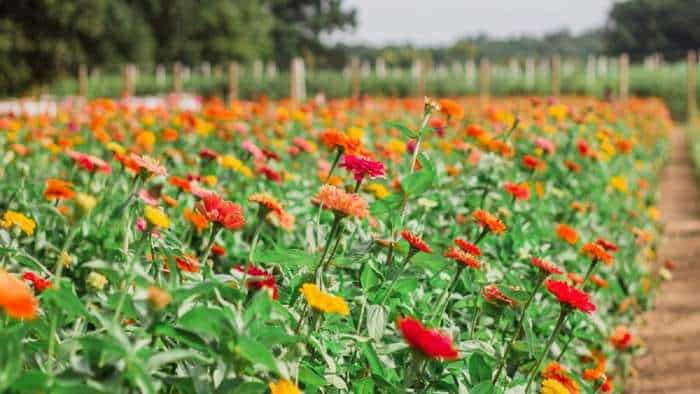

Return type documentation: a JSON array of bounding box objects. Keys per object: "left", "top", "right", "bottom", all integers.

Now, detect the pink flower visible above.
[
  {"left": 136, "top": 217, "right": 147, "bottom": 232},
  {"left": 66, "top": 150, "right": 112, "bottom": 174},
  {"left": 242, "top": 140, "right": 264, "bottom": 161},
  {"left": 535, "top": 137, "right": 555, "bottom": 154},
  {"left": 138, "top": 189, "right": 159, "bottom": 206},
  {"left": 339, "top": 154, "right": 385, "bottom": 181}
]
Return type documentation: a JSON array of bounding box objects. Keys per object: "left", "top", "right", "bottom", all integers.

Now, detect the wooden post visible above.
[
  {"left": 479, "top": 58, "right": 490, "bottom": 105},
  {"left": 123, "top": 64, "right": 134, "bottom": 97},
  {"left": 266, "top": 62, "right": 277, "bottom": 79},
  {"left": 173, "top": 63, "right": 183, "bottom": 94},
  {"left": 618, "top": 53, "right": 629, "bottom": 102},
  {"left": 156, "top": 64, "right": 166, "bottom": 86},
  {"left": 253, "top": 60, "right": 263, "bottom": 82},
  {"left": 586, "top": 55, "right": 596, "bottom": 91},
  {"left": 414, "top": 59, "right": 425, "bottom": 97},
  {"left": 688, "top": 51, "right": 698, "bottom": 123},
  {"left": 228, "top": 62, "right": 240, "bottom": 104},
  {"left": 376, "top": 58, "right": 386, "bottom": 79},
  {"left": 290, "top": 57, "right": 306, "bottom": 101},
  {"left": 525, "top": 57, "right": 535, "bottom": 88},
  {"left": 465, "top": 59, "right": 476, "bottom": 86},
  {"left": 551, "top": 54, "right": 561, "bottom": 97},
  {"left": 78, "top": 64, "right": 88, "bottom": 98},
  {"left": 350, "top": 57, "right": 361, "bottom": 98}
]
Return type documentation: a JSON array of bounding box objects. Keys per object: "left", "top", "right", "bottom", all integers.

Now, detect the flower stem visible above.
[
  {"left": 524, "top": 307, "right": 570, "bottom": 394},
  {"left": 314, "top": 215, "right": 342, "bottom": 286},
  {"left": 403, "top": 352, "right": 424, "bottom": 390},
  {"left": 582, "top": 258, "right": 599, "bottom": 285},
  {"left": 492, "top": 274, "right": 545, "bottom": 385},
  {"left": 325, "top": 148, "right": 343, "bottom": 182},
  {"left": 380, "top": 250, "right": 416, "bottom": 305},
  {"left": 432, "top": 264, "right": 465, "bottom": 325},
  {"left": 241, "top": 208, "right": 267, "bottom": 284}
]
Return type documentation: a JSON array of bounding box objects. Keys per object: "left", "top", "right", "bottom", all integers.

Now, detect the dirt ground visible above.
[{"left": 627, "top": 129, "right": 700, "bottom": 393}]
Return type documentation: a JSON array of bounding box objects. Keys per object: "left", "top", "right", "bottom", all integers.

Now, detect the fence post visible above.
[
  {"left": 586, "top": 55, "right": 596, "bottom": 92},
  {"left": 618, "top": 53, "right": 629, "bottom": 102},
  {"left": 479, "top": 58, "right": 490, "bottom": 106},
  {"left": 414, "top": 59, "right": 425, "bottom": 97},
  {"left": 290, "top": 57, "right": 306, "bottom": 102},
  {"left": 465, "top": 59, "right": 476, "bottom": 86},
  {"left": 173, "top": 62, "right": 183, "bottom": 94},
  {"left": 376, "top": 58, "right": 386, "bottom": 79},
  {"left": 688, "top": 51, "right": 698, "bottom": 124},
  {"left": 350, "top": 57, "right": 361, "bottom": 98},
  {"left": 551, "top": 54, "right": 561, "bottom": 97},
  {"left": 123, "top": 64, "right": 134, "bottom": 97},
  {"left": 253, "top": 60, "right": 263, "bottom": 82},
  {"left": 78, "top": 64, "right": 88, "bottom": 98},
  {"left": 525, "top": 57, "right": 535, "bottom": 89},
  {"left": 228, "top": 62, "right": 240, "bottom": 104}
]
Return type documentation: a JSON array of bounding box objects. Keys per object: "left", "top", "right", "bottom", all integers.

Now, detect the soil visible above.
[{"left": 628, "top": 129, "right": 700, "bottom": 393}]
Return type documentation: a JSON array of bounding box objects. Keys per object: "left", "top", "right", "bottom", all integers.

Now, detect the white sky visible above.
[{"left": 330, "top": 0, "right": 613, "bottom": 46}]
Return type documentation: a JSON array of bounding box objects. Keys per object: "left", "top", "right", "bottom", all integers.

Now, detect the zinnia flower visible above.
[
  {"left": 582, "top": 349, "right": 606, "bottom": 381},
  {"left": 396, "top": 316, "right": 459, "bottom": 360},
  {"left": 595, "top": 238, "right": 619, "bottom": 253},
  {"left": 22, "top": 271, "right": 51, "bottom": 293},
  {"left": 44, "top": 179, "right": 75, "bottom": 200},
  {"left": 1, "top": 210, "right": 36, "bottom": 236},
  {"left": 175, "top": 254, "right": 199, "bottom": 273},
  {"left": 545, "top": 279, "right": 596, "bottom": 314},
  {"left": 401, "top": 230, "right": 432, "bottom": 254},
  {"left": 581, "top": 242, "right": 613, "bottom": 265},
  {"left": 482, "top": 284, "right": 516, "bottom": 306},
  {"left": 522, "top": 154, "right": 543, "bottom": 170},
  {"left": 66, "top": 150, "right": 112, "bottom": 173},
  {"left": 147, "top": 285, "right": 172, "bottom": 311},
  {"left": 143, "top": 206, "right": 170, "bottom": 229},
  {"left": 269, "top": 379, "right": 301, "bottom": 394},
  {"left": 504, "top": 181, "right": 531, "bottom": 200},
  {"left": 556, "top": 224, "right": 578, "bottom": 245},
  {"left": 248, "top": 192, "right": 284, "bottom": 215},
  {"left": 541, "top": 362, "right": 580, "bottom": 394},
  {"left": 531, "top": 257, "right": 563, "bottom": 275},
  {"left": 473, "top": 209, "right": 506, "bottom": 234},
  {"left": 339, "top": 154, "right": 385, "bottom": 181},
  {"left": 541, "top": 378, "right": 571, "bottom": 394},
  {"left": 444, "top": 246, "right": 480, "bottom": 269},
  {"left": 438, "top": 99, "right": 464, "bottom": 120},
  {"left": 235, "top": 264, "right": 278, "bottom": 300},
  {"left": 130, "top": 153, "right": 168, "bottom": 177},
  {"left": 312, "top": 185, "right": 369, "bottom": 219},
  {"left": 610, "top": 326, "right": 632, "bottom": 350},
  {"left": 0, "top": 269, "right": 38, "bottom": 320},
  {"left": 197, "top": 193, "right": 246, "bottom": 230},
  {"left": 454, "top": 238, "right": 481, "bottom": 256},
  {"left": 300, "top": 283, "right": 349, "bottom": 316}
]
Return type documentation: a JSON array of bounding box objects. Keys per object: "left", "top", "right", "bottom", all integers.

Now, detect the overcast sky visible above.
[{"left": 330, "top": 0, "right": 613, "bottom": 46}]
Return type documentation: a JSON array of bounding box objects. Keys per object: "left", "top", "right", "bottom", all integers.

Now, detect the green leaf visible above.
[
  {"left": 178, "top": 306, "right": 229, "bottom": 337},
  {"left": 147, "top": 349, "right": 209, "bottom": 372},
  {"left": 236, "top": 337, "right": 278, "bottom": 373},
  {"left": 468, "top": 354, "right": 492, "bottom": 384},
  {"left": 299, "top": 365, "right": 326, "bottom": 387},
  {"left": 255, "top": 247, "right": 316, "bottom": 268},
  {"left": 359, "top": 342, "right": 385, "bottom": 377},
  {"left": 470, "top": 381, "right": 496, "bottom": 394},
  {"left": 0, "top": 326, "right": 24, "bottom": 391},
  {"left": 230, "top": 382, "right": 267, "bottom": 394},
  {"left": 153, "top": 324, "right": 213, "bottom": 356},
  {"left": 384, "top": 121, "right": 418, "bottom": 138},
  {"left": 360, "top": 261, "right": 380, "bottom": 291},
  {"left": 366, "top": 305, "right": 387, "bottom": 341}
]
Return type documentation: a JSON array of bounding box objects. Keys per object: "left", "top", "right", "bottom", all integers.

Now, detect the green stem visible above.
[
  {"left": 403, "top": 352, "right": 424, "bottom": 390},
  {"left": 524, "top": 307, "right": 570, "bottom": 394},
  {"left": 314, "top": 215, "right": 342, "bottom": 286},
  {"left": 241, "top": 208, "right": 267, "bottom": 285},
  {"left": 325, "top": 148, "right": 343, "bottom": 182},
  {"left": 432, "top": 264, "right": 466, "bottom": 324},
  {"left": 492, "top": 274, "right": 545, "bottom": 385},
  {"left": 380, "top": 250, "right": 416, "bottom": 305},
  {"left": 582, "top": 259, "right": 599, "bottom": 286}
]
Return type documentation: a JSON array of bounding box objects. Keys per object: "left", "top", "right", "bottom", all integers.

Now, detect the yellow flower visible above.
[
  {"left": 300, "top": 283, "right": 349, "bottom": 316},
  {"left": 1, "top": 211, "right": 36, "bottom": 236},
  {"left": 269, "top": 379, "right": 301, "bottom": 394},
  {"left": 387, "top": 139, "right": 406, "bottom": 155},
  {"left": 609, "top": 176, "right": 628, "bottom": 193},
  {"left": 365, "top": 183, "right": 390, "bottom": 199},
  {"left": 219, "top": 155, "right": 253, "bottom": 178},
  {"left": 647, "top": 206, "right": 660, "bottom": 221},
  {"left": 204, "top": 175, "right": 217, "bottom": 187},
  {"left": 86, "top": 272, "right": 108, "bottom": 290},
  {"left": 347, "top": 127, "right": 364, "bottom": 140},
  {"left": 136, "top": 131, "right": 156, "bottom": 151},
  {"left": 144, "top": 206, "right": 170, "bottom": 229},
  {"left": 195, "top": 118, "right": 214, "bottom": 137},
  {"left": 106, "top": 142, "right": 125, "bottom": 155},
  {"left": 548, "top": 104, "right": 568, "bottom": 121},
  {"left": 76, "top": 193, "right": 97, "bottom": 214},
  {"left": 541, "top": 378, "right": 570, "bottom": 394}
]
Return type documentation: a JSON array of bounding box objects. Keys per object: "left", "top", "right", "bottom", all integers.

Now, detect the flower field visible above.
[{"left": 0, "top": 95, "right": 672, "bottom": 393}]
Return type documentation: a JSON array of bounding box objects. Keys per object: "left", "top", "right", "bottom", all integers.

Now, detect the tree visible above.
[{"left": 605, "top": 0, "right": 700, "bottom": 60}]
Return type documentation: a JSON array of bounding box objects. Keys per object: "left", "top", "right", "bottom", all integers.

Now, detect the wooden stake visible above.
[
  {"left": 228, "top": 62, "right": 240, "bottom": 104},
  {"left": 78, "top": 64, "right": 88, "bottom": 98},
  {"left": 290, "top": 57, "right": 306, "bottom": 102},
  {"left": 414, "top": 59, "right": 425, "bottom": 97},
  {"left": 551, "top": 54, "right": 561, "bottom": 97},
  {"left": 618, "top": 53, "right": 629, "bottom": 102},
  {"left": 173, "top": 62, "right": 183, "bottom": 94},
  {"left": 688, "top": 51, "right": 698, "bottom": 124},
  {"left": 479, "top": 58, "right": 490, "bottom": 105},
  {"left": 350, "top": 57, "right": 361, "bottom": 98}
]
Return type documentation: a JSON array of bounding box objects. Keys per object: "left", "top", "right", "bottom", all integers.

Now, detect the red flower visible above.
[
  {"left": 258, "top": 165, "right": 282, "bottom": 183},
  {"left": 339, "top": 154, "right": 386, "bottom": 181},
  {"left": 175, "top": 255, "right": 200, "bottom": 272},
  {"left": 401, "top": 230, "right": 432, "bottom": 254},
  {"left": 66, "top": 150, "right": 112, "bottom": 174},
  {"left": 197, "top": 193, "right": 246, "bottom": 230},
  {"left": 22, "top": 271, "right": 52, "bottom": 293},
  {"left": 454, "top": 238, "right": 481, "bottom": 256},
  {"left": 444, "top": 246, "right": 480, "bottom": 269},
  {"left": 577, "top": 139, "right": 590, "bottom": 156},
  {"left": 531, "top": 257, "right": 563, "bottom": 275},
  {"left": 199, "top": 148, "right": 218, "bottom": 161},
  {"left": 522, "top": 155, "right": 542, "bottom": 170},
  {"left": 211, "top": 243, "right": 226, "bottom": 257},
  {"left": 396, "top": 316, "right": 459, "bottom": 360},
  {"left": 581, "top": 242, "right": 613, "bottom": 265},
  {"left": 595, "top": 238, "right": 619, "bottom": 253},
  {"left": 545, "top": 279, "right": 596, "bottom": 314},
  {"left": 234, "top": 264, "right": 278, "bottom": 300},
  {"left": 503, "top": 181, "right": 531, "bottom": 200},
  {"left": 482, "top": 284, "right": 516, "bottom": 306},
  {"left": 610, "top": 326, "right": 632, "bottom": 351}
]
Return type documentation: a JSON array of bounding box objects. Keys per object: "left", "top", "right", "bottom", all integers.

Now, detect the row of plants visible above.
[
  {"left": 0, "top": 95, "right": 672, "bottom": 393},
  {"left": 47, "top": 64, "right": 697, "bottom": 119}
]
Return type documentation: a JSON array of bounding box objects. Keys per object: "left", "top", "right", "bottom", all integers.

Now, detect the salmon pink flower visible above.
[
  {"left": 197, "top": 193, "right": 246, "bottom": 230},
  {"left": 444, "top": 246, "right": 480, "bottom": 269},
  {"left": 482, "top": 284, "right": 516, "bottom": 307},
  {"left": 130, "top": 153, "right": 167, "bottom": 177},
  {"left": 66, "top": 150, "right": 112, "bottom": 173},
  {"left": 610, "top": 326, "right": 632, "bottom": 350},
  {"left": 396, "top": 316, "right": 459, "bottom": 360},
  {"left": 531, "top": 257, "right": 563, "bottom": 275},
  {"left": 535, "top": 137, "right": 555, "bottom": 154},
  {"left": 312, "top": 185, "right": 369, "bottom": 219},
  {"left": 248, "top": 193, "right": 284, "bottom": 215}
]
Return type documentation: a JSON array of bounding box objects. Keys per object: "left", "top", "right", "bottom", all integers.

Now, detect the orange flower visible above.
[
  {"left": 582, "top": 350, "right": 606, "bottom": 381},
  {"left": 610, "top": 326, "right": 632, "bottom": 351},
  {"left": 248, "top": 192, "right": 284, "bottom": 215},
  {"left": 312, "top": 185, "right": 368, "bottom": 219},
  {"left": 581, "top": 242, "right": 613, "bottom": 265},
  {"left": 590, "top": 274, "right": 608, "bottom": 288},
  {"left": 482, "top": 284, "right": 516, "bottom": 306},
  {"left": 444, "top": 246, "right": 480, "bottom": 269},
  {"left": 541, "top": 362, "right": 580, "bottom": 394},
  {"left": 472, "top": 209, "right": 506, "bottom": 234},
  {"left": 175, "top": 254, "right": 200, "bottom": 273},
  {"left": 0, "top": 269, "right": 38, "bottom": 320},
  {"left": 44, "top": 179, "right": 75, "bottom": 201},
  {"left": 184, "top": 208, "right": 209, "bottom": 232},
  {"left": 439, "top": 99, "right": 464, "bottom": 120},
  {"left": 401, "top": 230, "right": 432, "bottom": 254},
  {"left": 556, "top": 224, "right": 578, "bottom": 245}
]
